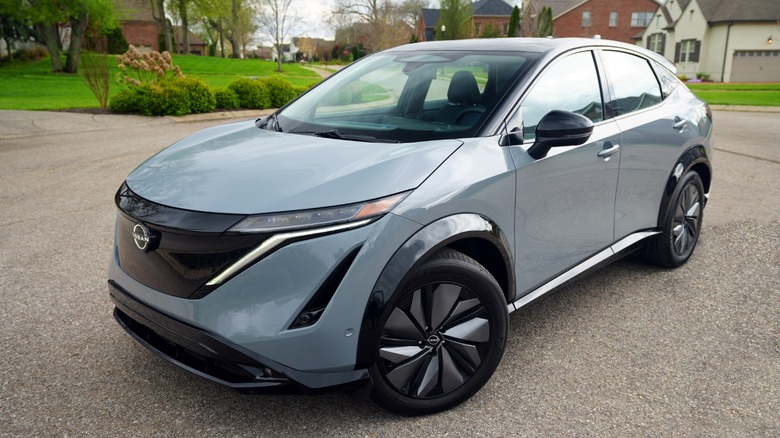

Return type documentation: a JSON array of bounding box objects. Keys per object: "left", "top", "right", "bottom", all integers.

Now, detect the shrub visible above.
[
  {"left": 110, "top": 78, "right": 213, "bottom": 116},
  {"left": 227, "top": 78, "right": 271, "bottom": 109},
  {"left": 106, "top": 27, "right": 129, "bottom": 55},
  {"left": 262, "top": 76, "right": 297, "bottom": 108},
  {"left": 214, "top": 88, "right": 240, "bottom": 109},
  {"left": 174, "top": 77, "right": 216, "bottom": 113},
  {"left": 17, "top": 46, "right": 49, "bottom": 62},
  {"left": 110, "top": 86, "right": 149, "bottom": 113}
]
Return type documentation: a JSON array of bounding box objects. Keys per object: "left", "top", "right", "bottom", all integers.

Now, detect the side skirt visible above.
[{"left": 508, "top": 230, "right": 660, "bottom": 313}]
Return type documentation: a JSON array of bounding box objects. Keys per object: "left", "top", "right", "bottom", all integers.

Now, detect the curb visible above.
[
  {"left": 709, "top": 105, "right": 780, "bottom": 113},
  {"left": 166, "top": 108, "right": 275, "bottom": 123}
]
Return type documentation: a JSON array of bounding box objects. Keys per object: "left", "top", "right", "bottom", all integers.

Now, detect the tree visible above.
[
  {"left": 332, "top": 0, "right": 410, "bottom": 52},
  {"left": 533, "top": 6, "right": 552, "bottom": 37},
  {"left": 435, "top": 0, "right": 472, "bottom": 40},
  {"left": 196, "top": 0, "right": 258, "bottom": 57},
  {"left": 258, "top": 0, "right": 294, "bottom": 71},
  {"left": 23, "top": 0, "right": 118, "bottom": 73},
  {"left": 150, "top": 0, "right": 173, "bottom": 52},
  {"left": 507, "top": 5, "right": 520, "bottom": 37},
  {"left": 480, "top": 23, "right": 501, "bottom": 38},
  {"left": 170, "top": 0, "right": 193, "bottom": 54}
]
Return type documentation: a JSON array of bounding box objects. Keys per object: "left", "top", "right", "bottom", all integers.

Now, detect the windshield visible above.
[{"left": 276, "top": 50, "right": 536, "bottom": 143}]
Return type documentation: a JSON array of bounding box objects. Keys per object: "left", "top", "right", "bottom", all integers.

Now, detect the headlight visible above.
[
  {"left": 206, "top": 192, "right": 410, "bottom": 287},
  {"left": 228, "top": 192, "right": 409, "bottom": 233}
]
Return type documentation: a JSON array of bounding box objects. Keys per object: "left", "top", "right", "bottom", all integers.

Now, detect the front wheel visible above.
[
  {"left": 647, "top": 171, "right": 705, "bottom": 268},
  {"left": 368, "top": 249, "right": 508, "bottom": 416}
]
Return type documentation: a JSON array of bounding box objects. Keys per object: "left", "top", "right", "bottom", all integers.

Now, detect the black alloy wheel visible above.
[
  {"left": 369, "top": 249, "right": 507, "bottom": 415},
  {"left": 647, "top": 171, "right": 705, "bottom": 268}
]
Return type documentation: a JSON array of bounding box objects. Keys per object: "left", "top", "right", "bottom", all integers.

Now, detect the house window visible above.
[
  {"left": 475, "top": 23, "right": 481, "bottom": 36},
  {"left": 648, "top": 33, "right": 665, "bottom": 54},
  {"left": 502, "top": 23, "right": 509, "bottom": 35},
  {"left": 582, "top": 11, "right": 591, "bottom": 27},
  {"left": 609, "top": 12, "right": 618, "bottom": 27},
  {"left": 631, "top": 12, "right": 653, "bottom": 27},
  {"left": 677, "top": 39, "right": 700, "bottom": 63}
]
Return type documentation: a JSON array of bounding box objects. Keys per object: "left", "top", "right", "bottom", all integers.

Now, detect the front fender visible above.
[{"left": 354, "top": 213, "right": 514, "bottom": 368}]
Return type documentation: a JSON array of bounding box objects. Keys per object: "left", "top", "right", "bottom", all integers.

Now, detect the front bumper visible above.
[{"left": 109, "top": 280, "right": 369, "bottom": 394}]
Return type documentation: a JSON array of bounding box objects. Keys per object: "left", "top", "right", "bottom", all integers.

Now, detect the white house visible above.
[{"left": 638, "top": 0, "right": 780, "bottom": 82}]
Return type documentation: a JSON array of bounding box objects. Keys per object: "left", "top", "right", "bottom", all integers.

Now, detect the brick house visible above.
[
  {"left": 416, "top": 0, "right": 516, "bottom": 42},
  {"left": 120, "top": 0, "right": 160, "bottom": 52},
  {"left": 522, "top": 0, "right": 660, "bottom": 44}
]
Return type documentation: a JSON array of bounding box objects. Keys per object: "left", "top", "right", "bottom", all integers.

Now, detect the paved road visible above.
[{"left": 0, "top": 111, "right": 778, "bottom": 436}]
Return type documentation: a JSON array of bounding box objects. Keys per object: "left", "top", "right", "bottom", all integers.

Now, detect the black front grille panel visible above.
[{"left": 115, "top": 184, "right": 269, "bottom": 298}]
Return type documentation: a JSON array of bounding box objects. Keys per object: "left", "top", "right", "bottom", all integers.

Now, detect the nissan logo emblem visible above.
[{"left": 132, "top": 223, "right": 152, "bottom": 251}]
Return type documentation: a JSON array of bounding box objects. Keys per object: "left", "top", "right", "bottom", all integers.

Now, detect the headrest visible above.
[{"left": 447, "top": 71, "right": 481, "bottom": 106}]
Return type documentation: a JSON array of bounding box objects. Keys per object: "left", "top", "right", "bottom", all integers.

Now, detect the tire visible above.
[
  {"left": 368, "top": 248, "right": 508, "bottom": 416},
  {"left": 646, "top": 171, "right": 705, "bottom": 268}
]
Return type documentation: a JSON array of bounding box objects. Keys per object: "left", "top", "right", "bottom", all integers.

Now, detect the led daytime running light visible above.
[{"left": 229, "top": 192, "right": 409, "bottom": 233}]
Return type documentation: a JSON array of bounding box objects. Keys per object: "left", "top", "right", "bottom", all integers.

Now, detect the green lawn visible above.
[
  {"left": 0, "top": 55, "right": 321, "bottom": 110},
  {"left": 2, "top": 56, "right": 779, "bottom": 110},
  {"left": 687, "top": 82, "right": 780, "bottom": 106}
]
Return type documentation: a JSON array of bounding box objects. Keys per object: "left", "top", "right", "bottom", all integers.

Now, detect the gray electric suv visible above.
[{"left": 109, "top": 38, "right": 713, "bottom": 415}]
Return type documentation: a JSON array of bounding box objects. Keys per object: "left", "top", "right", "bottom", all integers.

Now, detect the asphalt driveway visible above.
[{"left": 0, "top": 110, "right": 778, "bottom": 436}]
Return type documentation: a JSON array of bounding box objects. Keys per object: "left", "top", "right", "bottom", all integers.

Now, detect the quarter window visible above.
[
  {"left": 602, "top": 51, "right": 662, "bottom": 116},
  {"left": 518, "top": 51, "right": 604, "bottom": 140}
]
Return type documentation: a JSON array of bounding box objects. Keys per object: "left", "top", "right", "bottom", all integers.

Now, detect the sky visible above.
[{"left": 288, "top": 0, "right": 338, "bottom": 40}]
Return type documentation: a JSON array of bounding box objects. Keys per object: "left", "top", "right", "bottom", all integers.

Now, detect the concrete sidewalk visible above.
[{"left": 0, "top": 109, "right": 273, "bottom": 141}]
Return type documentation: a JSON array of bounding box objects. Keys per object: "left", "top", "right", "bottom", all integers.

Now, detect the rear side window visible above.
[
  {"left": 601, "top": 51, "right": 662, "bottom": 116},
  {"left": 520, "top": 51, "right": 604, "bottom": 140}
]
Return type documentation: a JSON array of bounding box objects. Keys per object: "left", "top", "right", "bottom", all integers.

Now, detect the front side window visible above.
[
  {"left": 518, "top": 51, "right": 604, "bottom": 140},
  {"left": 601, "top": 50, "right": 662, "bottom": 116},
  {"left": 631, "top": 12, "right": 653, "bottom": 27},
  {"left": 278, "top": 51, "right": 533, "bottom": 143}
]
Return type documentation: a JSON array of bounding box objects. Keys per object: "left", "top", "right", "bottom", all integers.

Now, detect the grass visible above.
[
  {"left": 687, "top": 82, "right": 780, "bottom": 106},
  {"left": 0, "top": 55, "right": 321, "bottom": 110},
  {"left": 2, "top": 56, "right": 779, "bottom": 110}
]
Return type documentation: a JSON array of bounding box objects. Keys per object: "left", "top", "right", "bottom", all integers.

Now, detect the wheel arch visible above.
[
  {"left": 355, "top": 213, "right": 515, "bottom": 368},
  {"left": 657, "top": 145, "right": 712, "bottom": 228}
]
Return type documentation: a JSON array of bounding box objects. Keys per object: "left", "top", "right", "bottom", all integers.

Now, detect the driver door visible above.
[{"left": 506, "top": 50, "right": 621, "bottom": 294}]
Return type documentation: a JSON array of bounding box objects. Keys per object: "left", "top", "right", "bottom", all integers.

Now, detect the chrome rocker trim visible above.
[{"left": 508, "top": 230, "right": 660, "bottom": 313}]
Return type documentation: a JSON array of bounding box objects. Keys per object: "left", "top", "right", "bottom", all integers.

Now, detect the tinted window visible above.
[
  {"left": 520, "top": 51, "right": 603, "bottom": 140},
  {"left": 602, "top": 51, "right": 662, "bottom": 116},
  {"left": 653, "top": 63, "right": 681, "bottom": 99}
]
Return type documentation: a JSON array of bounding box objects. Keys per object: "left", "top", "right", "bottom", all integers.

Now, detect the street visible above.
[{"left": 0, "top": 110, "right": 778, "bottom": 436}]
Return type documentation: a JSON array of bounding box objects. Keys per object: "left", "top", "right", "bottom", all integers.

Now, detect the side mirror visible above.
[
  {"left": 255, "top": 116, "right": 269, "bottom": 129},
  {"left": 527, "top": 110, "right": 594, "bottom": 159}
]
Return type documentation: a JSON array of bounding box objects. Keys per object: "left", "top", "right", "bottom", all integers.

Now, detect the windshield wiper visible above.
[{"left": 313, "top": 129, "right": 399, "bottom": 143}]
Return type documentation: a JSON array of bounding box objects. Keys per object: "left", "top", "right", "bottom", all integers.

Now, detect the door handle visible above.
[
  {"left": 673, "top": 116, "right": 688, "bottom": 130},
  {"left": 597, "top": 143, "right": 620, "bottom": 159}
]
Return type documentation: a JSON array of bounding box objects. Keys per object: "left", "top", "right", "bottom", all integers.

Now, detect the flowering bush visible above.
[{"left": 116, "top": 45, "right": 183, "bottom": 87}]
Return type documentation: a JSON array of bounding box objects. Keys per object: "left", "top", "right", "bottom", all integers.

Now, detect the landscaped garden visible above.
[{"left": 0, "top": 53, "right": 322, "bottom": 111}]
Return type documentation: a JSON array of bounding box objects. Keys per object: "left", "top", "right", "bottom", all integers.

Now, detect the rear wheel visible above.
[
  {"left": 368, "top": 249, "right": 508, "bottom": 415},
  {"left": 647, "top": 171, "right": 704, "bottom": 268}
]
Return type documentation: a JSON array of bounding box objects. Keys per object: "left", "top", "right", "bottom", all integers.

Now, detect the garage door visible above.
[{"left": 731, "top": 50, "right": 780, "bottom": 82}]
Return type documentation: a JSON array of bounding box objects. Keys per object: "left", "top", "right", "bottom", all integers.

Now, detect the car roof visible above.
[{"left": 386, "top": 37, "right": 676, "bottom": 74}]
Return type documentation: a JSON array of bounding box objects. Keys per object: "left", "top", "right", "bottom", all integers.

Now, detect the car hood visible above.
[{"left": 125, "top": 121, "right": 462, "bottom": 214}]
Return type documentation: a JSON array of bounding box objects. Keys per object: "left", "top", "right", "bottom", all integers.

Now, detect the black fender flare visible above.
[
  {"left": 657, "top": 145, "right": 712, "bottom": 228},
  {"left": 354, "top": 213, "right": 514, "bottom": 368}
]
